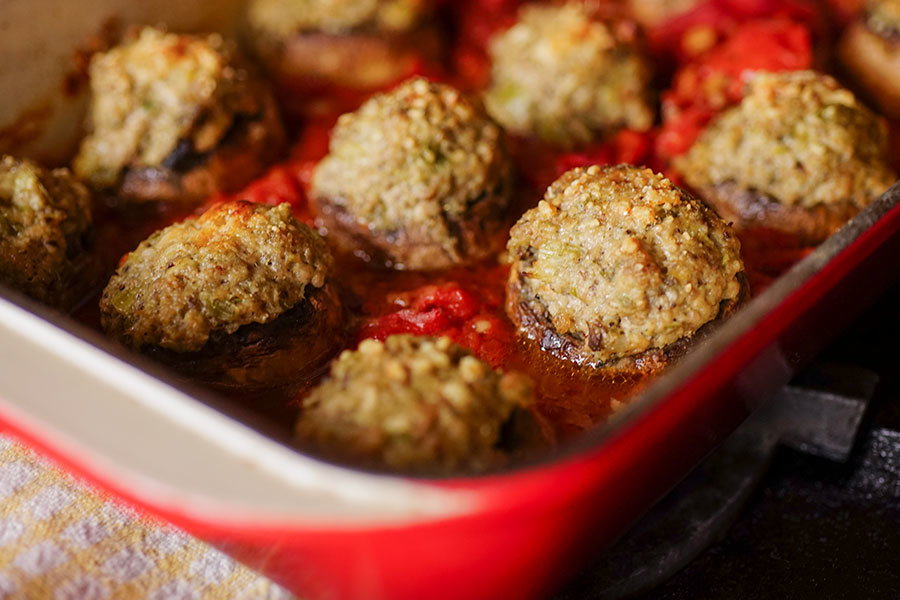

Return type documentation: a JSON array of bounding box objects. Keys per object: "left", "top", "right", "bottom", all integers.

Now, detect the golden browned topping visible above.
[
  {"left": 866, "top": 0, "right": 900, "bottom": 37},
  {"left": 73, "top": 27, "right": 266, "bottom": 190},
  {"left": 100, "top": 201, "right": 333, "bottom": 353},
  {"left": 0, "top": 156, "right": 92, "bottom": 304},
  {"left": 508, "top": 165, "right": 744, "bottom": 366},
  {"left": 312, "top": 77, "right": 512, "bottom": 268},
  {"left": 248, "top": 0, "right": 428, "bottom": 37},
  {"left": 679, "top": 71, "right": 895, "bottom": 210},
  {"left": 484, "top": 1, "right": 654, "bottom": 147},
  {"left": 296, "top": 335, "right": 534, "bottom": 473}
]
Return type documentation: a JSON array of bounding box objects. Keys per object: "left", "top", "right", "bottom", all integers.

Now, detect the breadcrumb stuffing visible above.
[
  {"left": 74, "top": 27, "right": 267, "bottom": 189},
  {"left": 679, "top": 71, "right": 895, "bottom": 210},
  {"left": 296, "top": 334, "right": 534, "bottom": 473},
  {"left": 0, "top": 156, "right": 92, "bottom": 305},
  {"left": 100, "top": 201, "right": 333, "bottom": 353},
  {"left": 508, "top": 165, "right": 744, "bottom": 365},
  {"left": 312, "top": 77, "right": 512, "bottom": 268},
  {"left": 247, "top": 0, "right": 427, "bottom": 37},
  {"left": 485, "top": 2, "right": 654, "bottom": 147}
]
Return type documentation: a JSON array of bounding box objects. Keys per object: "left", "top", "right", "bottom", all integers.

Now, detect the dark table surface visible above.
[
  {"left": 644, "top": 276, "right": 900, "bottom": 599},
  {"left": 567, "top": 278, "right": 900, "bottom": 599}
]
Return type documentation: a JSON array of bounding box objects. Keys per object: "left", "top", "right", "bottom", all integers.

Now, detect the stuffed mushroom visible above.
[
  {"left": 295, "top": 334, "right": 535, "bottom": 473},
  {"left": 100, "top": 200, "right": 342, "bottom": 394},
  {"left": 839, "top": 0, "right": 900, "bottom": 119},
  {"left": 73, "top": 27, "right": 285, "bottom": 205},
  {"left": 627, "top": 0, "right": 701, "bottom": 27},
  {"left": 246, "top": 0, "right": 437, "bottom": 91},
  {"left": 311, "top": 77, "right": 513, "bottom": 270},
  {"left": 0, "top": 156, "right": 94, "bottom": 308},
  {"left": 678, "top": 71, "right": 896, "bottom": 244},
  {"left": 484, "top": 1, "right": 654, "bottom": 148},
  {"left": 506, "top": 164, "right": 746, "bottom": 374}
]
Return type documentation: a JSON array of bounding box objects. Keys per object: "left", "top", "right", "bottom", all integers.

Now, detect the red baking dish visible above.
[{"left": 3, "top": 2, "right": 900, "bottom": 599}]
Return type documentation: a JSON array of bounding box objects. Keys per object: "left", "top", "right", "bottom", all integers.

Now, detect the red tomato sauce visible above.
[{"left": 341, "top": 263, "right": 647, "bottom": 436}]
